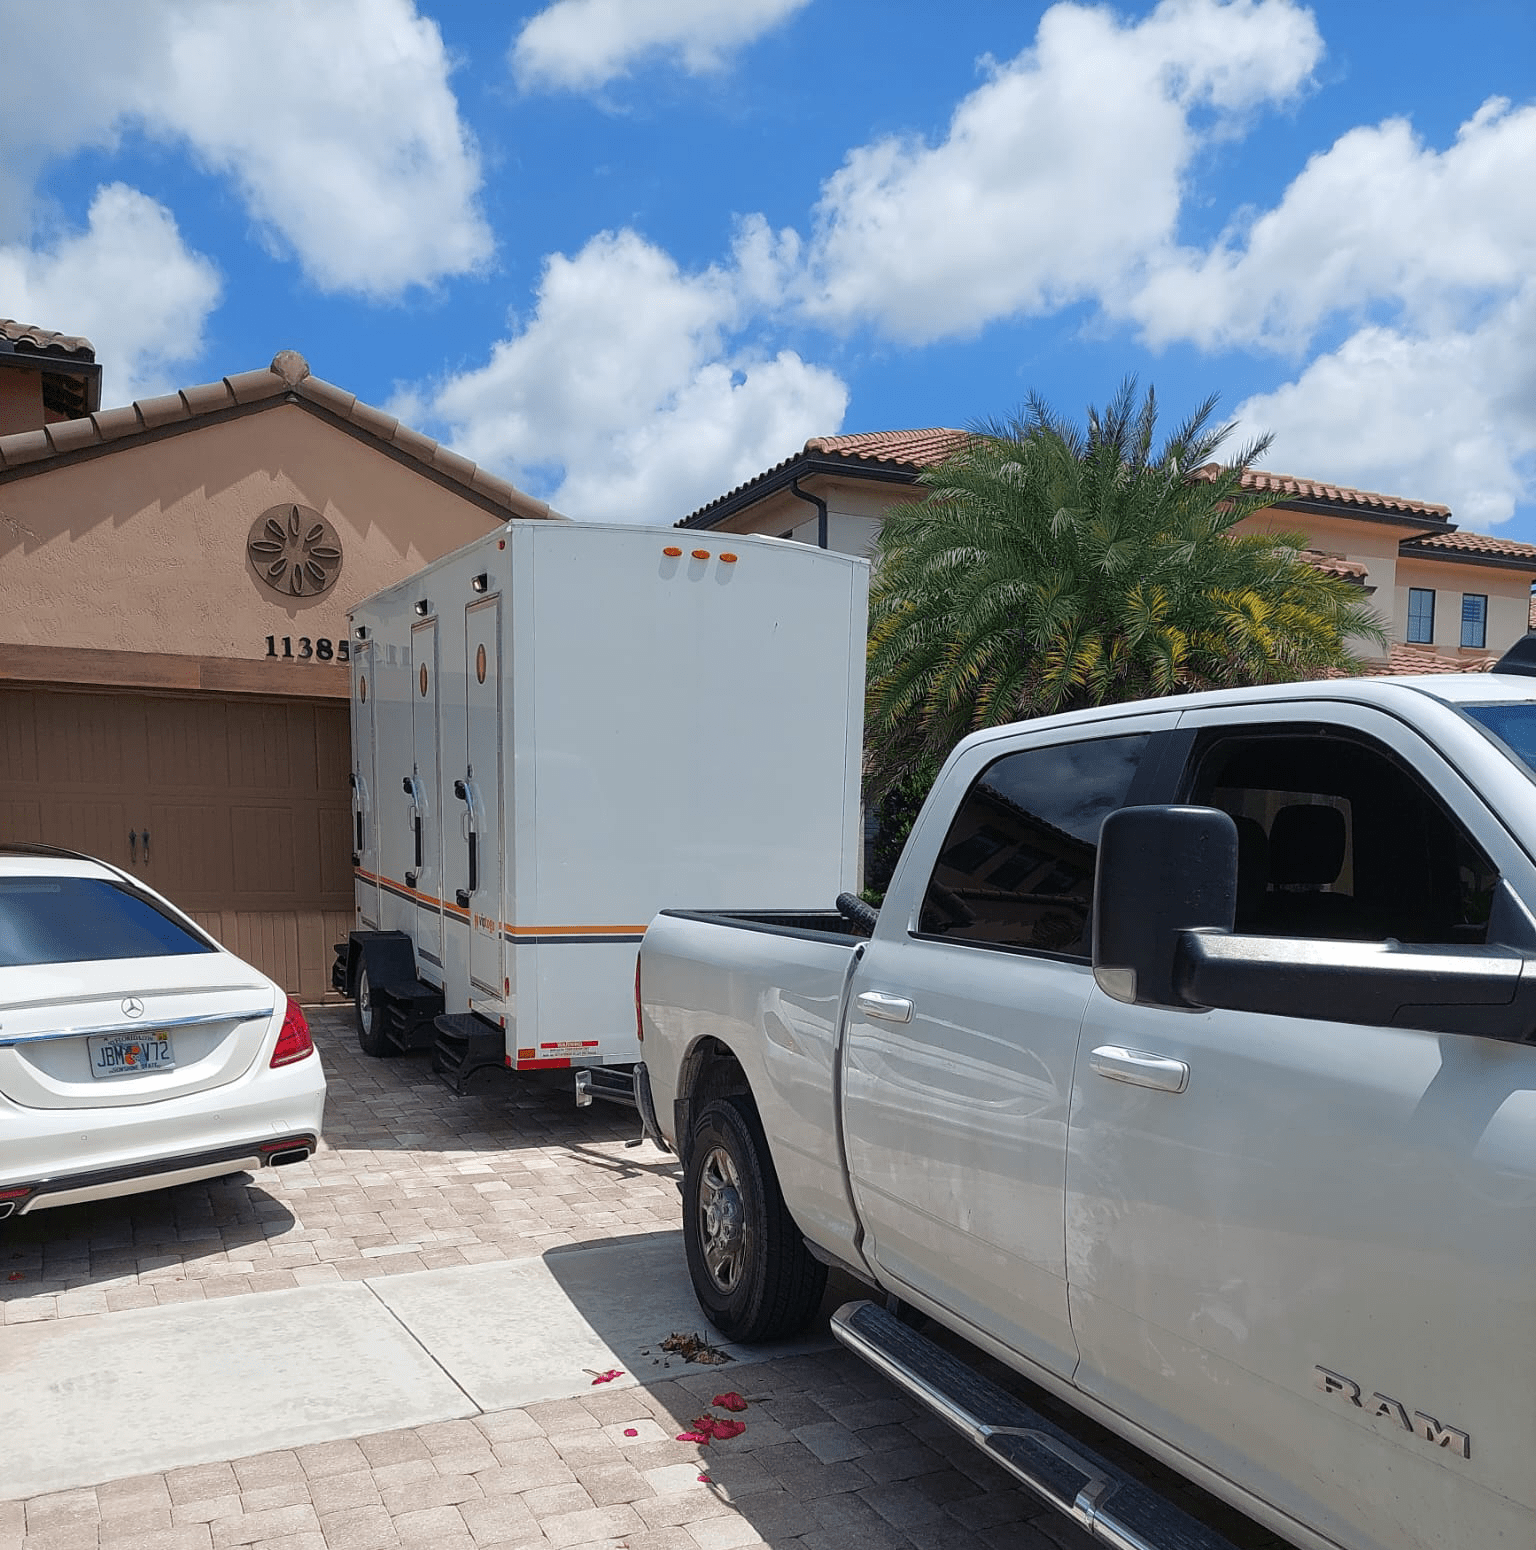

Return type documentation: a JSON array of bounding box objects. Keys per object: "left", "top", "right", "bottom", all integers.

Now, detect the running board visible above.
[{"left": 831, "top": 1301, "right": 1239, "bottom": 1550}]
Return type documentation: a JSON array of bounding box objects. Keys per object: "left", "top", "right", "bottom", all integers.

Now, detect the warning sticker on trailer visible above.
[{"left": 539, "top": 1041, "right": 601, "bottom": 1056}]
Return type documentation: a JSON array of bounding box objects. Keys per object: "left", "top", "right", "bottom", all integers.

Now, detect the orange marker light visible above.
[
  {"left": 663, "top": 545, "right": 682, "bottom": 557},
  {"left": 691, "top": 549, "right": 710, "bottom": 560},
  {"left": 720, "top": 553, "right": 738, "bottom": 563}
]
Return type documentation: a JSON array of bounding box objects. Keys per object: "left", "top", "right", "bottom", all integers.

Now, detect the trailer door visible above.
[
  {"left": 463, "top": 595, "right": 505, "bottom": 998},
  {"left": 410, "top": 618, "right": 445, "bottom": 977},
  {"left": 351, "top": 638, "right": 380, "bottom": 926}
]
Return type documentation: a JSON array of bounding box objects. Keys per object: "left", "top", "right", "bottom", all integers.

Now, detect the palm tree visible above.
[{"left": 864, "top": 381, "right": 1384, "bottom": 803}]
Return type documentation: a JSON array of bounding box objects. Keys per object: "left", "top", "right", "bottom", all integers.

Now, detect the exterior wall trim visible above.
[{"left": 0, "top": 642, "right": 348, "bottom": 699}]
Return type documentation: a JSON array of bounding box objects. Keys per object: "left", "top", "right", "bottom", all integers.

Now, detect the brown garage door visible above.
[{"left": 0, "top": 685, "right": 352, "bottom": 1001}]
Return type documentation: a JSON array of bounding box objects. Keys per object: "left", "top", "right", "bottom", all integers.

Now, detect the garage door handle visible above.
[
  {"left": 856, "top": 991, "right": 914, "bottom": 1024},
  {"left": 1089, "top": 1045, "right": 1188, "bottom": 1094},
  {"left": 142, "top": 829, "right": 151, "bottom": 864},
  {"left": 128, "top": 829, "right": 138, "bottom": 864}
]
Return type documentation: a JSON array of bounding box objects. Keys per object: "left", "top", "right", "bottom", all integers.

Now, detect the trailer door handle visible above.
[
  {"left": 1089, "top": 1045, "right": 1189, "bottom": 1094},
  {"left": 856, "top": 991, "right": 914, "bottom": 1024}
]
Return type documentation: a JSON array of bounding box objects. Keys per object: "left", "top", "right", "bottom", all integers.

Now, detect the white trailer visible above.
[{"left": 331, "top": 519, "right": 868, "bottom": 1099}]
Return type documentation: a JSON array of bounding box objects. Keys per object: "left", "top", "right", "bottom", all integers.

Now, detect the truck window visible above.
[
  {"left": 918, "top": 734, "right": 1150, "bottom": 959},
  {"left": 1185, "top": 730, "right": 1498, "bottom": 944}
]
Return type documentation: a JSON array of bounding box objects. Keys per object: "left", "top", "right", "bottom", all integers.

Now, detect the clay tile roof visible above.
[
  {"left": 1400, "top": 530, "right": 1536, "bottom": 561},
  {"left": 0, "top": 318, "right": 95, "bottom": 362},
  {"left": 1193, "top": 464, "right": 1452, "bottom": 521},
  {"left": 1299, "top": 549, "right": 1369, "bottom": 583},
  {"left": 1319, "top": 643, "right": 1498, "bottom": 679},
  {"left": 0, "top": 350, "right": 558, "bottom": 522},
  {"left": 803, "top": 428, "right": 970, "bottom": 467}
]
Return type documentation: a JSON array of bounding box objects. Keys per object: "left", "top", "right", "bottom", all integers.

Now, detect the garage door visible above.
[{"left": 0, "top": 686, "right": 352, "bottom": 1001}]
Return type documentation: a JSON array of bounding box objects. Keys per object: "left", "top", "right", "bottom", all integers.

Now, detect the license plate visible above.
[{"left": 87, "top": 1031, "right": 175, "bottom": 1078}]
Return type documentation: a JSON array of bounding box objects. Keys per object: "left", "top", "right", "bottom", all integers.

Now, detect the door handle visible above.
[
  {"left": 141, "top": 828, "right": 150, "bottom": 864},
  {"left": 856, "top": 991, "right": 914, "bottom": 1024},
  {"left": 1089, "top": 1045, "right": 1189, "bottom": 1094},
  {"left": 128, "top": 830, "right": 138, "bottom": 864}
]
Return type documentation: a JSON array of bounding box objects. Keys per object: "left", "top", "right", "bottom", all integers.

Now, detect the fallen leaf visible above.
[
  {"left": 713, "top": 1391, "right": 748, "bottom": 1412},
  {"left": 660, "top": 1330, "right": 735, "bottom": 1365},
  {"left": 6, "top": 1272, "right": 23, "bottom": 1283}
]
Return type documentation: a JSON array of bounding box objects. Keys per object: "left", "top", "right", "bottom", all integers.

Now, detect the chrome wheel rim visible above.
[
  {"left": 698, "top": 1144, "right": 746, "bottom": 1294},
  {"left": 358, "top": 966, "right": 373, "bottom": 1036}
]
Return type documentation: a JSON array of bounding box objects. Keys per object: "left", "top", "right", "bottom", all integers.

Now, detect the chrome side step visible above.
[{"left": 831, "top": 1301, "right": 1239, "bottom": 1550}]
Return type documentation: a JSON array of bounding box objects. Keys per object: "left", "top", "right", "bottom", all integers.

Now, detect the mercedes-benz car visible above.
[{"left": 0, "top": 844, "right": 325, "bottom": 1221}]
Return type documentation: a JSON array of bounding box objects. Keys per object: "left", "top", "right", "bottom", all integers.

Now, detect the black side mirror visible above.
[{"left": 1093, "top": 806, "right": 1238, "bottom": 1007}]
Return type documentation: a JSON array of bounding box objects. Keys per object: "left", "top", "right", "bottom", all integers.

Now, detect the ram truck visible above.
[{"left": 635, "top": 665, "right": 1536, "bottom": 1550}]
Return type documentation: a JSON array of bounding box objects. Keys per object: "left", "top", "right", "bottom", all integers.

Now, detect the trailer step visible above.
[
  {"left": 431, "top": 1012, "right": 506, "bottom": 1095},
  {"left": 831, "top": 1301, "right": 1240, "bottom": 1550},
  {"left": 380, "top": 980, "right": 445, "bottom": 1052}
]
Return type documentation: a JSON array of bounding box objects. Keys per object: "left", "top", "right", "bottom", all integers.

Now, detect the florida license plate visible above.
[{"left": 88, "top": 1031, "right": 175, "bottom": 1078}]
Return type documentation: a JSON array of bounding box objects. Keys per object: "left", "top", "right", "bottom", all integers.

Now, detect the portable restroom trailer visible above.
[{"left": 332, "top": 520, "right": 868, "bottom": 1096}]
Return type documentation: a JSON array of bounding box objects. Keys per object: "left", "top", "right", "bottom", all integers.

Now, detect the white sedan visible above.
[{"left": 0, "top": 845, "right": 325, "bottom": 1220}]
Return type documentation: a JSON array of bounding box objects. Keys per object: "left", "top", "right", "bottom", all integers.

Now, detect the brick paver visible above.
[{"left": 1, "top": 1009, "right": 678, "bottom": 1325}]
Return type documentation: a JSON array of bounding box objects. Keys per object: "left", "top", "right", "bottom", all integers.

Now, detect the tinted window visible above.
[
  {"left": 0, "top": 878, "right": 215, "bottom": 967},
  {"left": 1187, "top": 733, "right": 1496, "bottom": 945},
  {"left": 918, "top": 734, "right": 1150, "bottom": 957},
  {"left": 1462, "top": 703, "right": 1536, "bottom": 777}
]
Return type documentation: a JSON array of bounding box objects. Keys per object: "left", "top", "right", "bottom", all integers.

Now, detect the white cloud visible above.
[
  {"left": 511, "top": 0, "right": 810, "bottom": 93},
  {"left": 399, "top": 223, "right": 846, "bottom": 523},
  {"left": 1236, "top": 288, "right": 1536, "bottom": 528},
  {"left": 1131, "top": 97, "right": 1536, "bottom": 351},
  {"left": 0, "top": 0, "right": 488, "bottom": 298},
  {"left": 0, "top": 185, "right": 221, "bottom": 403},
  {"left": 800, "top": 0, "right": 1322, "bottom": 343}
]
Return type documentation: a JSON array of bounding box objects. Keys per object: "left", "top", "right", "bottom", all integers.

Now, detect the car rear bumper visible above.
[{"left": 0, "top": 1131, "right": 320, "bottom": 1216}]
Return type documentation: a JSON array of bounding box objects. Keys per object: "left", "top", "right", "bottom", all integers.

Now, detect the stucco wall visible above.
[
  {"left": 1394, "top": 554, "right": 1531, "bottom": 656},
  {"left": 0, "top": 402, "right": 502, "bottom": 661}
]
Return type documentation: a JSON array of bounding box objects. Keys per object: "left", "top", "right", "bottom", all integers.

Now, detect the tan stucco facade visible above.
[{"left": 1394, "top": 553, "right": 1533, "bottom": 657}]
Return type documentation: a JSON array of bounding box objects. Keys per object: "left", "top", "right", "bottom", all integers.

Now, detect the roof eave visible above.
[{"left": 677, "top": 452, "right": 925, "bottom": 529}]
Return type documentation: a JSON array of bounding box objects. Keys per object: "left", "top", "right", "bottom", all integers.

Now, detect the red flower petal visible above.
[
  {"left": 712, "top": 1391, "right": 748, "bottom": 1412},
  {"left": 675, "top": 1430, "right": 709, "bottom": 1444},
  {"left": 589, "top": 1368, "right": 624, "bottom": 1385},
  {"left": 623, "top": 1428, "right": 638, "bottom": 1437},
  {"left": 710, "top": 1418, "right": 746, "bottom": 1440},
  {"left": 697, "top": 1474, "right": 712, "bottom": 1484}
]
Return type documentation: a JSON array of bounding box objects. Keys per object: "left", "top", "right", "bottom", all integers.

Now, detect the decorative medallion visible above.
[
  {"left": 419, "top": 664, "right": 429, "bottom": 697},
  {"left": 476, "top": 645, "right": 487, "bottom": 684},
  {"left": 248, "top": 504, "right": 343, "bottom": 597}
]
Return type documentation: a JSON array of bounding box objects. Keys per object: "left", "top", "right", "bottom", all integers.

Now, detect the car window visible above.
[
  {"left": 0, "top": 877, "right": 216, "bottom": 967},
  {"left": 1184, "top": 731, "right": 1497, "bottom": 945},
  {"left": 918, "top": 734, "right": 1151, "bottom": 958}
]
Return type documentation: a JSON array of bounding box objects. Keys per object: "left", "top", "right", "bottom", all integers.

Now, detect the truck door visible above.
[
  {"left": 842, "top": 717, "right": 1173, "bottom": 1380},
  {"left": 410, "top": 618, "right": 444, "bottom": 977},
  {"left": 1066, "top": 703, "right": 1536, "bottom": 1550},
  {"left": 351, "top": 637, "right": 380, "bottom": 927},
  {"left": 461, "top": 594, "right": 504, "bottom": 999}
]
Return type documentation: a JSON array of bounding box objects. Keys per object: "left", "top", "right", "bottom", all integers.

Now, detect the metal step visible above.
[
  {"left": 431, "top": 1011, "right": 507, "bottom": 1095},
  {"left": 379, "top": 980, "right": 444, "bottom": 1052},
  {"left": 831, "top": 1300, "right": 1240, "bottom": 1550}
]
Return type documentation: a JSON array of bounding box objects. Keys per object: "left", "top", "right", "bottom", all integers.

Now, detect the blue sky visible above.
[{"left": 4, "top": 0, "right": 1534, "bottom": 535}]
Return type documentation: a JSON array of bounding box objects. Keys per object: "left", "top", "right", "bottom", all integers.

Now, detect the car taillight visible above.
[
  {"left": 634, "top": 954, "right": 643, "bottom": 1043},
  {"left": 270, "top": 996, "right": 315, "bottom": 1067}
]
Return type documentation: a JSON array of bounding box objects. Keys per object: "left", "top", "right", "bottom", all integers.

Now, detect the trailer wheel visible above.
[
  {"left": 683, "top": 1096, "right": 826, "bottom": 1343},
  {"left": 354, "top": 964, "right": 390, "bottom": 1057}
]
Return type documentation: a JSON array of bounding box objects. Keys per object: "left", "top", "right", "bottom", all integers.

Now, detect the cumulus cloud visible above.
[
  {"left": 0, "top": 0, "right": 488, "bottom": 298},
  {"left": 398, "top": 222, "right": 846, "bottom": 523},
  {"left": 511, "top": 0, "right": 810, "bottom": 93},
  {"left": 0, "top": 185, "right": 221, "bottom": 403},
  {"left": 800, "top": 0, "right": 1322, "bottom": 343}
]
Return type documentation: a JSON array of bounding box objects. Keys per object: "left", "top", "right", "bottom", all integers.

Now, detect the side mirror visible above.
[{"left": 1093, "top": 806, "right": 1237, "bottom": 1007}]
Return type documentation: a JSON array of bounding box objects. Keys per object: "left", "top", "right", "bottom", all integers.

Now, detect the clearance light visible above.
[
  {"left": 720, "top": 553, "right": 738, "bottom": 563},
  {"left": 663, "top": 546, "right": 682, "bottom": 557},
  {"left": 354, "top": 625, "right": 368, "bottom": 640},
  {"left": 471, "top": 572, "right": 489, "bottom": 592},
  {"left": 691, "top": 549, "right": 710, "bottom": 560},
  {"left": 414, "top": 599, "right": 429, "bottom": 616}
]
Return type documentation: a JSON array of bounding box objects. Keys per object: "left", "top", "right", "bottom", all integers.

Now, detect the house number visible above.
[{"left": 265, "top": 636, "right": 350, "bottom": 662}]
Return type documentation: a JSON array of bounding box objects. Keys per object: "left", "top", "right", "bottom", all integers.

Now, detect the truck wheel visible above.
[
  {"left": 683, "top": 1096, "right": 827, "bottom": 1343},
  {"left": 354, "top": 964, "right": 390, "bottom": 1057}
]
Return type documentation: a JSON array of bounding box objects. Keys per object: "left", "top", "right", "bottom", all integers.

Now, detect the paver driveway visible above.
[{"left": 1, "top": 1010, "right": 1284, "bottom": 1549}]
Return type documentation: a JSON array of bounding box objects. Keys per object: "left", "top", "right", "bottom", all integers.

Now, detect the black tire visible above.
[
  {"left": 682, "top": 1095, "right": 827, "bottom": 1343},
  {"left": 354, "top": 963, "right": 390, "bottom": 1056}
]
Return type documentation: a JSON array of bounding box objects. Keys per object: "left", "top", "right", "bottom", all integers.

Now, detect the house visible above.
[
  {"left": 0, "top": 321, "right": 557, "bottom": 999},
  {"left": 678, "top": 429, "right": 1536, "bottom": 668}
]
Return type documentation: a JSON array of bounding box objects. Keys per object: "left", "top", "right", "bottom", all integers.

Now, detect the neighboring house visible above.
[
  {"left": 680, "top": 429, "right": 1536, "bottom": 668},
  {"left": 0, "top": 321, "right": 556, "bottom": 999}
]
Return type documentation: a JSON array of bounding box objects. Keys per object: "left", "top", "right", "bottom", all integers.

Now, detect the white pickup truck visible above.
[{"left": 634, "top": 663, "right": 1536, "bottom": 1550}]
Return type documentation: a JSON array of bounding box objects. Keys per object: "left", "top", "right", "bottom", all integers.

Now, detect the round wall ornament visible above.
[{"left": 248, "top": 504, "right": 343, "bottom": 597}]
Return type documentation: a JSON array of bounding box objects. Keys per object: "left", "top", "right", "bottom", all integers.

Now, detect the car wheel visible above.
[
  {"left": 354, "top": 963, "right": 390, "bottom": 1057},
  {"left": 682, "top": 1095, "right": 826, "bottom": 1343}
]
